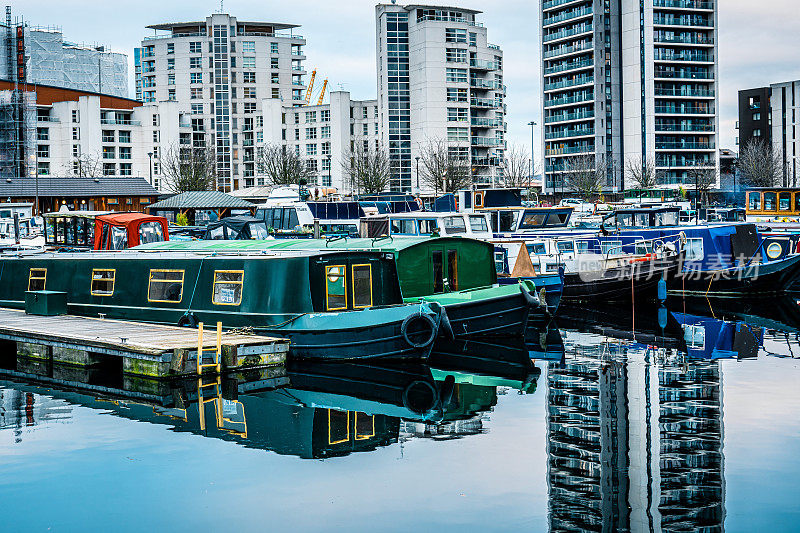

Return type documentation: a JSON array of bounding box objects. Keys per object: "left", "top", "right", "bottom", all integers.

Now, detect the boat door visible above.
[{"left": 430, "top": 244, "right": 459, "bottom": 293}]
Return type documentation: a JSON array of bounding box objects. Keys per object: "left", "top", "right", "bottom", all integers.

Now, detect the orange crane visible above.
[
  {"left": 304, "top": 69, "right": 317, "bottom": 104},
  {"left": 316, "top": 78, "right": 328, "bottom": 105}
]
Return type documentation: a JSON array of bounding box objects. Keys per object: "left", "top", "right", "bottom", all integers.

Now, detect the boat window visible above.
[
  {"left": 635, "top": 213, "right": 650, "bottom": 227},
  {"left": 526, "top": 243, "right": 547, "bottom": 255},
  {"left": 685, "top": 238, "right": 704, "bottom": 261},
  {"left": 45, "top": 218, "right": 56, "bottom": 244},
  {"left": 109, "top": 226, "right": 128, "bottom": 250},
  {"left": 469, "top": 215, "right": 488, "bottom": 233},
  {"left": 443, "top": 216, "right": 467, "bottom": 234},
  {"left": 352, "top": 264, "right": 373, "bottom": 308},
  {"left": 148, "top": 269, "right": 185, "bottom": 303},
  {"left": 795, "top": 194, "right": 800, "bottom": 213},
  {"left": 76, "top": 218, "right": 87, "bottom": 245},
  {"left": 600, "top": 240, "right": 623, "bottom": 255},
  {"left": 545, "top": 211, "right": 571, "bottom": 226},
  {"left": 249, "top": 222, "right": 269, "bottom": 239},
  {"left": 390, "top": 218, "right": 416, "bottom": 235},
  {"left": 28, "top": 268, "right": 47, "bottom": 291},
  {"left": 779, "top": 192, "right": 792, "bottom": 211},
  {"left": 255, "top": 208, "right": 268, "bottom": 222},
  {"left": 576, "top": 241, "right": 590, "bottom": 253},
  {"left": 271, "top": 208, "right": 283, "bottom": 230},
  {"left": 325, "top": 265, "right": 348, "bottom": 310},
  {"left": 208, "top": 225, "right": 226, "bottom": 240},
  {"left": 91, "top": 269, "right": 115, "bottom": 296},
  {"left": 432, "top": 250, "right": 444, "bottom": 293},
  {"left": 99, "top": 223, "right": 109, "bottom": 249},
  {"left": 635, "top": 242, "right": 653, "bottom": 255},
  {"left": 354, "top": 412, "right": 375, "bottom": 440},
  {"left": 655, "top": 211, "right": 678, "bottom": 226},
  {"left": 288, "top": 209, "right": 299, "bottom": 229},
  {"left": 212, "top": 270, "right": 244, "bottom": 305},
  {"left": 520, "top": 211, "right": 547, "bottom": 229},
  {"left": 139, "top": 221, "right": 165, "bottom": 244},
  {"left": 556, "top": 241, "right": 574, "bottom": 253},
  {"left": 474, "top": 191, "right": 484, "bottom": 208},
  {"left": 494, "top": 250, "right": 507, "bottom": 274},
  {"left": 748, "top": 192, "right": 761, "bottom": 211},
  {"left": 418, "top": 219, "right": 438, "bottom": 235},
  {"left": 616, "top": 213, "right": 634, "bottom": 227},
  {"left": 683, "top": 324, "right": 706, "bottom": 349},
  {"left": 545, "top": 263, "right": 565, "bottom": 273},
  {"left": 499, "top": 211, "right": 517, "bottom": 232},
  {"left": 447, "top": 250, "right": 458, "bottom": 290},
  {"left": 328, "top": 409, "right": 349, "bottom": 445},
  {"left": 763, "top": 192, "right": 777, "bottom": 211}
]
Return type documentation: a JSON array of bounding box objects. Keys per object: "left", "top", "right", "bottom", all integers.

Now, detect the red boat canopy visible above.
[{"left": 94, "top": 213, "right": 169, "bottom": 250}]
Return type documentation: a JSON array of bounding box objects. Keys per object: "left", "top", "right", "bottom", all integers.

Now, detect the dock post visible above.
[
  {"left": 197, "top": 322, "right": 204, "bottom": 375},
  {"left": 216, "top": 322, "right": 222, "bottom": 374}
]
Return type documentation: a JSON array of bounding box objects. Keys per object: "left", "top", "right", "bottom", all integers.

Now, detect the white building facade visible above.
[
  {"left": 137, "top": 13, "right": 307, "bottom": 191},
  {"left": 770, "top": 80, "right": 800, "bottom": 186},
  {"left": 376, "top": 4, "right": 506, "bottom": 192}
]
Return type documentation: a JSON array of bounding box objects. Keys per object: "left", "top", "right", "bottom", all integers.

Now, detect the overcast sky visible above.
[{"left": 10, "top": 0, "right": 800, "bottom": 157}]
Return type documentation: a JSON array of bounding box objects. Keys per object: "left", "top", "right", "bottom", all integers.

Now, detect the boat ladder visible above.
[{"left": 196, "top": 321, "right": 222, "bottom": 375}]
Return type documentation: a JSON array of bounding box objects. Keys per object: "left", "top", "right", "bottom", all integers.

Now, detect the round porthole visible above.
[
  {"left": 327, "top": 266, "right": 343, "bottom": 282},
  {"left": 766, "top": 242, "right": 783, "bottom": 260}
]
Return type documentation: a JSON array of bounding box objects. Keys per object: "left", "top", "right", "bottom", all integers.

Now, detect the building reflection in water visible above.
[
  {"left": 0, "top": 388, "right": 72, "bottom": 444},
  {"left": 547, "top": 336, "right": 725, "bottom": 532}
]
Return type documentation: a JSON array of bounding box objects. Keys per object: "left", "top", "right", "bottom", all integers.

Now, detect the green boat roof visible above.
[{"left": 136, "top": 236, "right": 491, "bottom": 254}]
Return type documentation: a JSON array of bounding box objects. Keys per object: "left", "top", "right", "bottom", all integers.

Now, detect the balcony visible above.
[
  {"left": 545, "top": 144, "right": 594, "bottom": 156},
  {"left": 470, "top": 78, "right": 503, "bottom": 90},
  {"left": 654, "top": 33, "right": 714, "bottom": 45},
  {"left": 545, "top": 91, "right": 594, "bottom": 108},
  {"left": 544, "top": 40, "right": 593, "bottom": 59},
  {"left": 655, "top": 104, "right": 714, "bottom": 114},
  {"left": 653, "top": 0, "right": 714, "bottom": 9},
  {"left": 653, "top": 50, "right": 713, "bottom": 62},
  {"left": 543, "top": 22, "right": 593, "bottom": 43},
  {"left": 544, "top": 75, "right": 593, "bottom": 92},
  {"left": 543, "top": 6, "right": 593, "bottom": 27},
  {"left": 545, "top": 109, "right": 595, "bottom": 123},
  {"left": 654, "top": 87, "right": 714, "bottom": 97},
  {"left": 654, "top": 122, "right": 714, "bottom": 132},
  {"left": 471, "top": 117, "right": 502, "bottom": 128},
  {"left": 470, "top": 59, "right": 500, "bottom": 71},
  {"left": 470, "top": 97, "right": 501, "bottom": 108},
  {"left": 471, "top": 136, "right": 502, "bottom": 146},
  {"left": 655, "top": 140, "right": 715, "bottom": 150},
  {"left": 545, "top": 58, "right": 593, "bottom": 75},
  {"left": 545, "top": 127, "right": 595, "bottom": 140},
  {"left": 654, "top": 68, "right": 714, "bottom": 80},
  {"left": 100, "top": 118, "right": 141, "bottom": 126},
  {"left": 654, "top": 14, "right": 713, "bottom": 27},
  {"left": 543, "top": 0, "right": 587, "bottom": 11}
]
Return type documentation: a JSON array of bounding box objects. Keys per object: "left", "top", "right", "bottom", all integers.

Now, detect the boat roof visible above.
[
  {"left": 43, "top": 211, "right": 112, "bottom": 218},
  {"left": 1, "top": 247, "right": 359, "bottom": 261},
  {"left": 96, "top": 212, "right": 166, "bottom": 225},
  {"left": 136, "top": 236, "right": 490, "bottom": 254}
]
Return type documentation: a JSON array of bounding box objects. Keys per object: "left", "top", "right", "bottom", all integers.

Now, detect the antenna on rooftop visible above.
[{"left": 219, "top": 0, "right": 224, "bottom": 13}]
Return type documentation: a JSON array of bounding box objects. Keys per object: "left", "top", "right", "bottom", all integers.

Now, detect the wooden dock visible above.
[{"left": 0, "top": 308, "right": 290, "bottom": 378}]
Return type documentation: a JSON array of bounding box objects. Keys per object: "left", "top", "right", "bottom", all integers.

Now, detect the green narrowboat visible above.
[
  {"left": 0, "top": 248, "right": 441, "bottom": 361},
  {"left": 136, "top": 237, "right": 547, "bottom": 338}
]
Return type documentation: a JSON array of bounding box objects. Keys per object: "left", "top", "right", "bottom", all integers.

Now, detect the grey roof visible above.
[
  {"left": 147, "top": 191, "right": 255, "bottom": 210},
  {"left": 0, "top": 177, "right": 159, "bottom": 197}
]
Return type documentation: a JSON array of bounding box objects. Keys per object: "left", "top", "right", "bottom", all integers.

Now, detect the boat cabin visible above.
[
  {"left": 43, "top": 211, "right": 169, "bottom": 250},
  {"left": 361, "top": 212, "right": 493, "bottom": 240},
  {"left": 0, "top": 202, "right": 34, "bottom": 220},
  {"left": 746, "top": 188, "right": 800, "bottom": 222},
  {"left": 700, "top": 207, "right": 746, "bottom": 223},
  {"left": 602, "top": 206, "right": 681, "bottom": 229},
  {"left": 204, "top": 215, "right": 269, "bottom": 240}
]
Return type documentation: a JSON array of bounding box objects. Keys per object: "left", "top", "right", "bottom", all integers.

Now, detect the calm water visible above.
[{"left": 1, "top": 298, "right": 799, "bottom": 532}]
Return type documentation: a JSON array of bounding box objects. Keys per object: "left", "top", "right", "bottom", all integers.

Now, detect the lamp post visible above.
[
  {"left": 415, "top": 156, "right": 420, "bottom": 194},
  {"left": 527, "top": 120, "right": 536, "bottom": 187},
  {"left": 147, "top": 151, "right": 153, "bottom": 187},
  {"left": 326, "top": 155, "right": 331, "bottom": 189}
]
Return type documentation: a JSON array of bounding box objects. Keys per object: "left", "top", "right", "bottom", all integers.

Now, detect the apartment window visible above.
[
  {"left": 306, "top": 111, "right": 317, "bottom": 122},
  {"left": 362, "top": 123, "right": 369, "bottom": 136},
  {"left": 153, "top": 114, "right": 160, "bottom": 127},
  {"left": 190, "top": 72, "right": 202, "bottom": 84},
  {"left": 271, "top": 58, "right": 279, "bottom": 69},
  {"left": 72, "top": 110, "right": 80, "bottom": 123},
  {"left": 119, "top": 130, "right": 131, "bottom": 143},
  {"left": 448, "top": 146, "right": 469, "bottom": 160},
  {"left": 374, "top": 122, "right": 379, "bottom": 135},
  {"left": 36, "top": 145, "right": 49, "bottom": 158},
  {"left": 119, "top": 163, "right": 132, "bottom": 175},
  {"left": 102, "top": 130, "right": 115, "bottom": 142},
  {"left": 167, "top": 43, "right": 174, "bottom": 54},
  {"left": 446, "top": 68, "right": 468, "bottom": 83},
  {"left": 190, "top": 87, "right": 203, "bottom": 100},
  {"left": 447, "top": 107, "right": 468, "bottom": 122},
  {"left": 321, "top": 157, "right": 331, "bottom": 171},
  {"left": 119, "top": 147, "right": 131, "bottom": 160},
  {"left": 37, "top": 161, "right": 50, "bottom": 176},
  {"left": 37, "top": 127, "right": 49, "bottom": 141},
  {"left": 242, "top": 56, "right": 256, "bottom": 69},
  {"left": 447, "top": 88, "right": 468, "bottom": 102},
  {"left": 243, "top": 87, "right": 256, "bottom": 99},
  {"left": 321, "top": 125, "right": 330, "bottom": 138},
  {"left": 189, "top": 41, "right": 202, "bottom": 54},
  {"left": 168, "top": 89, "right": 176, "bottom": 100},
  {"left": 243, "top": 102, "right": 257, "bottom": 113},
  {"left": 321, "top": 142, "right": 331, "bottom": 156},
  {"left": 753, "top": 112, "right": 761, "bottom": 121},
  {"left": 152, "top": 146, "right": 159, "bottom": 159},
  {"left": 447, "top": 127, "right": 468, "bottom": 142},
  {"left": 306, "top": 159, "right": 318, "bottom": 172},
  {"left": 306, "top": 127, "right": 317, "bottom": 139},
  {"left": 168, "top": 74, "right": 175, "bottom": 85},
  {"left": 102, "top": 163, "right": 116, "bottom": 175},
  {"left": 243, "top": 72, "right": 256, "bottom": 83},
  {"left": 167, "top": 58, "right": 175, "bottom": 70},
  {"left": 72, "top": 127, "right": 80, "bottom": 140},
  {"left": 445, "top": 28, "right": 467, "bottom": 43},
  {"left": 270, "top": 42, "right": 279, "bottom": 54},
  {"left": 320, "top": 110, "right": 330, "bottom": 122},
  {"left": 469, "top": 32, "right": 477, "bottom": 47},
  {"left": 242, "top": 41, "right": 255, "bottom": 53},
  {"left": 754, "top": 129, "right": 762, "bottom": 137},
  {"left": 190, "top": 56, "right": 202, "bottom": 69},
  {"left": 271, "top": 88, "right": 280, "bottom": 98},
  {"left": 153, "top": 131, "right": 160, "bottom": 142},
  {"left": 306, "top": 143, "right": 317, "bottom": 156},
  {"left": 72, "top": 144, "right": 80, "bottom": 157},
  {"left": 102, "top": 146, "right": 115, "bottom": 159},
  {"left": 446, "top": 48, "right": 467, "bottom": 63}
]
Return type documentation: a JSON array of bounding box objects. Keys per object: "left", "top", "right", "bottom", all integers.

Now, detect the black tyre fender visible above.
[
  {"left": 402, "top": 379, "right": 439, "bottom": 414},
  {"left": 401, "top": 313, "right": 438, "bottom": 348},
  {"left": 177, "top": 312, "right": 198, "bottom": 328}
]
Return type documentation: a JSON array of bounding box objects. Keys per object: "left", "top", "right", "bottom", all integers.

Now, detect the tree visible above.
[
  {"left": 342, "top": 143, "right": 391, "bottom": 194},
  {"left": 418, "top": 139, "right": 472, "bottom": 193},
  {"left": 65, "top": 152, "right": 102, "bottom": 178},
  {"left": 160, "top": 144, "right": 217, "bottom": 193},
  {"left": 564, "top": 154, "right": 606, "bottom": 200},
  {"left": 687, "top": 163, "right": 717, "bottom": 206},
  {"left": 738, "top": 138, "right": 782, "bottom": 187},
  {"left": 503, "top": 144, "right": 534, "bottom": 188},
  {"left": 256, "top": 144, "right": 315, "bottom": 186},
  {"left": 625, "top": 156, "right": 663, "bottom": 190}
]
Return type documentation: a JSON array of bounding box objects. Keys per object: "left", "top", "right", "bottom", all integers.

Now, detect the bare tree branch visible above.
[
  {"left": 65, "top": 152, "right": 102, "bottom": 178},
  {"left": 256, "top": 143, "right": 315, "bottom": 187},
  {"left": 160, "top": 144, "right": 217, "bottom": 193},
  {"left": 418, "top": 138, "right": 472, "bottom": 193},
  {"left": 738, "top": 138, "right": 782, "bottom": 187},
  {"left": 341, "top": 143, "right": 391, "bottom": 194},
  {"left": 625, "top": 156, "right": 663, "bottom": 190},
  {"left": 503, "top": 144, "right": 534, "bottom": 188},
  {"left": 564, "top": 154, "right": 606, "bottom": 200}
]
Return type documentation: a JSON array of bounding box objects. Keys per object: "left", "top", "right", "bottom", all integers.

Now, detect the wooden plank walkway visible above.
[{"left": 0, "top": 308, "right": 290, "bottom": 377}]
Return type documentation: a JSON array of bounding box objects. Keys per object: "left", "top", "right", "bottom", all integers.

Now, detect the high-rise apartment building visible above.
[
  {"left": 376, "top": 4, "right": 506, "bottom": 192},
  {"left": 541, "top": 0, "right": 719, "bottom": 193},
  {"left": 138, "top": 13, "right": 307, "bottom": 191}
]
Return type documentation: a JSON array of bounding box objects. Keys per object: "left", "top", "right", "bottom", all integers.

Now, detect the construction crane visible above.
[
  {"left": 316, "top": 78, "right": 328, "bottom": 105},
  {"left": 304, "top": 69, "right": 317, "bottom": 104}
]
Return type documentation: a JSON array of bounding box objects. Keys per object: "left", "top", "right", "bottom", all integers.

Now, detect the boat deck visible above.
[{"left": 0, "top": 307, "right": 290, "bottom": 378}]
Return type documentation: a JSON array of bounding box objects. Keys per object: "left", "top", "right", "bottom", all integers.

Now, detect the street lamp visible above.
[
  {"left": 527, "top": 121, "right": 536, "bottom": 187},
  {"left": 415, "top": 156, "right": 420, "bottom": 194},
  {"left": 326, "top": 155, "right": 332, "bottom": 189},
  {"left": 147, "top": 151, "right": 153, "bottom": 187}
]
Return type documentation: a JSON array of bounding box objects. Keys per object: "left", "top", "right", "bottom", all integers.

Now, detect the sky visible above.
[{"left": 10, "top": 0, "right": 800, "bottom": 159}]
